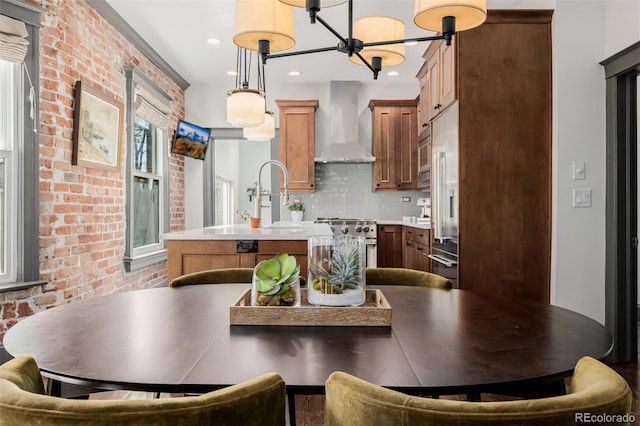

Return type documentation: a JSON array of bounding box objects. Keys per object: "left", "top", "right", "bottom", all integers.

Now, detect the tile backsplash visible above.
[{"left": 287, "top": 163, "right": 428, "bottom": 220}]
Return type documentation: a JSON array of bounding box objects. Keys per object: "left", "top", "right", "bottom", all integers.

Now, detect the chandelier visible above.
[{"left": 233, "top": 0, "right": 487, "bottom": 79}]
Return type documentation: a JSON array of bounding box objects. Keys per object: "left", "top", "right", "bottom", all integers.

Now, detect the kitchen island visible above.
[{"left": 161, "top": 222, "right": 331, "bottom": 282}]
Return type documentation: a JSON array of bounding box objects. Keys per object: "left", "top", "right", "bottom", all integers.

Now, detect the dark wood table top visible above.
[{"left": 3, "top": 285, "right": 613, "bottom": 396}]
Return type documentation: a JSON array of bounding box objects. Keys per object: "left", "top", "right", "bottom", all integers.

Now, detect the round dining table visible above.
[{"left": 3, "top": 284, "right": 612, "bottom": 400}]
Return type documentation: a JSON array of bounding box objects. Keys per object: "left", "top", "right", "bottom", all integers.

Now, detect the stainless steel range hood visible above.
[{"left": 315, "top": 81, "right": 375, "bottom": 163}]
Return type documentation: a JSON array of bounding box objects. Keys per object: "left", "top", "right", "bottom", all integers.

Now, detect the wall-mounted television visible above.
[{"left": 171, "top": 119, "right": 211, "bottom": 160}]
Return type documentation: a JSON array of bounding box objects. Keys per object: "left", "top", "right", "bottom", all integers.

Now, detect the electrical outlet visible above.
[{"left": 402, "top": 197, "right": 411, "bottom": 202}]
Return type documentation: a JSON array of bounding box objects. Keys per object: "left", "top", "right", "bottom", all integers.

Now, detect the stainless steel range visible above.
[{"left": 314, "top": 218, "right": 377, "bottom": 268}]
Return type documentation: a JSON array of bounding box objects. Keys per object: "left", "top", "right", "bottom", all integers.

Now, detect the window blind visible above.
[
  {"left": 134, "top": 85, "right": 170, "bottom": 130},
  {"left": 0, "top": 14, "right": 29, "bottom": 63}
]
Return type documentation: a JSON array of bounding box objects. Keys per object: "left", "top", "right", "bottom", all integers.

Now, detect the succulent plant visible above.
[{"left": 253, "top": 253, "right": 300, "bottom": 306}]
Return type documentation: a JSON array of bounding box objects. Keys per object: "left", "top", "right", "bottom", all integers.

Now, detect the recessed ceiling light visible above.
[
  {"left": 404, "top": 41, "right": 418, "bottom": 46},
  {"left": 289, "top": 71, "right": 300, "bottom": 76},
  {"left": 227, "top": 70, "right": 237, "bottom": 76},
  {"left": 387, "top": 71, "right": 399, "bottom": 77},
  {"left": 207, "top": 38, "right": 222, "bottom": 45}
]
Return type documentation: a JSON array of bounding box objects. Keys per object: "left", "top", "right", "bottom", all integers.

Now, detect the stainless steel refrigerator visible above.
[{"left": 428, "top": 101, "right": 459, "bottom": 288}]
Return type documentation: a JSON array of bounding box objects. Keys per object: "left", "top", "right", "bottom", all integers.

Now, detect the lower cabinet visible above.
[
  {"left": 376, "top": 225, "right": 403, "bottom": 267},
  {"left": 403, "top": 227, "right": 431, "bottom": 272},
  {"left": 167, "top": 240, "right": 308, "bottom": 283},
  {"left": 377, "top": 225, "right": 431, "bottom": 272}
]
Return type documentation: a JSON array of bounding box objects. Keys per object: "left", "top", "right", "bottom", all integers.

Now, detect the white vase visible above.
[{"left": 290, "top": 210, "right": 304, "bottom": 222}]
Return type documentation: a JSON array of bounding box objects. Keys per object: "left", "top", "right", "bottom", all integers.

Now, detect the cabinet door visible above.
[
  {"left": 415, "top": 243, "right": 430, "bottom": 272},
  {"left": 276, "top": 100, "right": 319, "bottom": 192},
  {"left": 396, "top": 106, "right": 418, "bottom": 190},
  {"left": 371, "top": 106, "right": 398, "bottom": 190},
  {"left": 439, "top": 40, "right": 456, "bottom": 110},
  {"left": 377, "top": 225, "right": 403, "bottom": 267},
  {"left": 427, "top": 41, "right": 441, "bottom": 121}
]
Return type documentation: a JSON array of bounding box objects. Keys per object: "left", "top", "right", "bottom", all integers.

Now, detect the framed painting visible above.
[
  {"left": 72, "top": 81, "right": 124, "bottom": 171},
  {"left": 171, "top": 119, "right": 211, "bottom": 160}
]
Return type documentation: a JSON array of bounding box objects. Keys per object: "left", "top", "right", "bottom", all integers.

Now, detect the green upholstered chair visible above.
[
  {"left": 169, "top": 268, "right": 254, "bottom": 288},
  {"left": 365, "top": 267, "right": 452, "bottom": 289},
  {"left": 0, "top": 355, "right": 286, "bottom": 426},
  {"left": 325, "top": 356, "right": 632, "bottom": 426}
]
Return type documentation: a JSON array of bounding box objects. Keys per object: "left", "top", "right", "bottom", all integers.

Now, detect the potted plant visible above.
[
  {"left": 252, "top": 253, "right": 301, "bottom": 306},
  {"left": 307, "top": 235, "right": 366, "bottom": 306},
  {"left": 288, "top": 201, "right": 305, "bottom": 222}
]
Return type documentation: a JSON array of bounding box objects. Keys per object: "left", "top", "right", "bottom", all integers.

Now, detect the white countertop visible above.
[
  {"left": 376, "top": 219, "right": 431, "bottom": 230},
  {"left": 160, "top": 221, "right": 332, "bottom": 241}
]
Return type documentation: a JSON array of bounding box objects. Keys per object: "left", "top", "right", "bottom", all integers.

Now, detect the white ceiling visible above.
[{"left": 105, "top": 0, "right": 446, "bottom": 87}]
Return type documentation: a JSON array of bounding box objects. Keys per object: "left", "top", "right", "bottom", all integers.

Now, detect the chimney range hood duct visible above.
[{"left": 315, "top": 81, "right": 375, "bottom": 163}]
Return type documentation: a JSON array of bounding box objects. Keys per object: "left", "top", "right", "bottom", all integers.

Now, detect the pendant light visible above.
[
  {"left": 226, "top": 48, "right": 265, "bottom": 127},
  {"left": 251, "top": 0, "right": 487, "bottom": 79},
  {"left": 349, "top": 16, "right": 405, "bottom": 67},
  {"left": 414, "top": 0, "right": 487, "bottom": 32},
  {"left": 234, "top": 0, "right": 296, "bottom": 52},
  {"left": 244, "top": 111, "right": 276, "bottom": 141}
]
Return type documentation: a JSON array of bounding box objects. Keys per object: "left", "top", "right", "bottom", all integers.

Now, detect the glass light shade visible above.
[
  {"left": 349, "top": 16, "right": 405, "bottom": 67},
  {"left": 234, "top": 0, "right": 295, "bottom": 52},
  {"left": 243, "top": 111, "right": 276, "bottom": 141},
  {"left": 226, "top": 89, "right": 266, "bottom": 127},
  {"left": 414, "top": 0, "right": 487, "bottom": 32},
  {"left": 278, "top": 0, "right": 347, "bottom": 7}
]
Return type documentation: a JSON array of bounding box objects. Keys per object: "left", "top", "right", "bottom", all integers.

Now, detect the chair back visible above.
[
  {"left": 0, "top": 355, "right": 286, "bottom": 426},
  {"left": 365, "top": 267, "right": 452, "bottom": 289},
  {"left": 325, "top": 356, "right": 632, "bottom": 426},
  {"left": 169, "top": 268, "right": 254, "bottom": 288}
]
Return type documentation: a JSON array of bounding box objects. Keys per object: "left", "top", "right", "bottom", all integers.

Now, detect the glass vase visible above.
[
  {"left": 307, "top": 235, "right": 366, "bottom": 306},
  {"left": 251, "top": 260, "right": 301, "bottom": 307}
]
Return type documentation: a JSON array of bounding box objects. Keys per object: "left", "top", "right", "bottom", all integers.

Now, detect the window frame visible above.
[
  {"left": 0, "top": 0, "right": 46, "bottom": 292},
  {"left": 123, "top": 66, "right": 171, "bottom": 272}
]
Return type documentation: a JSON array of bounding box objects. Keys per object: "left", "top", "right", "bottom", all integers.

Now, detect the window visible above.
[
  {"left": 0, "top": 1, "right": 42, "bottom": 290},
  {"left": 0, "top": 61, "right": 19, "bottom": 283},
  {"left": 123, "top": 66, "right": 171, "bottom": 271},
  {"left": 215, "top": 176, "right": 235, "bottom": 225}
]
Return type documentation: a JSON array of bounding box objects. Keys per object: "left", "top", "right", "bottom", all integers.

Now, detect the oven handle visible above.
[{"left": 428, "top": 254, "right": 457, "bottom": 268}]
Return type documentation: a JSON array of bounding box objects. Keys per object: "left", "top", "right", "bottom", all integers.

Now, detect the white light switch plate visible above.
[
  {"left": 572, "top": 161, "right": 585, "bottom": 180},
  {"left": 573, "top": 189, "right": 592, "bottom": 207}
]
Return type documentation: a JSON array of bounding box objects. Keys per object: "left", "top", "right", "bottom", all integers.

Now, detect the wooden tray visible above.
[{"left": 230, "top": 289, "right": 392, "bottom": 326}]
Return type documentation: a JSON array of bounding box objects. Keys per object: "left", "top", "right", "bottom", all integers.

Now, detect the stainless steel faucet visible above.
[{"left": 254, "top": 160, "right": 289, "bottom": 221}]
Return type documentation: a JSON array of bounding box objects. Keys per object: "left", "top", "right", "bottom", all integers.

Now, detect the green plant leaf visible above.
[
  {"left": 280, "top": 255, "right": 297, "bottom": 277},
  {"left": 259, "top": 258, "right": 281, "bottom": 278},
  {"left": 255, "top": 278, "right": 276, "bottom": 292},
  {"left": 263, "top": 284, "right": 281, "bottom": 295}
]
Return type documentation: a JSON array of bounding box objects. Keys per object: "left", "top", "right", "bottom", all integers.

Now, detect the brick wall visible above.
[{"left": 0, "top": 0, "right": 186, "bottom": 340}]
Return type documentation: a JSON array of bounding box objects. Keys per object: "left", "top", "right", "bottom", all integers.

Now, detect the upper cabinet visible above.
[
  {"left": 369, "top": 99, "right": 418, "bottom": 191},
  {"left": 276, "top": 99, "right": 319, "bottom": 192},
  {"left": 419, "top": 38, "right": 456, "bottom": 124}
]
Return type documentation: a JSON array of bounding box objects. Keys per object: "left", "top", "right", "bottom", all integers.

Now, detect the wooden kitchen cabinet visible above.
[
  {"left": 275, "top": 99, "right": 318, "bottom": 192},
  {"left": 403, "top": 226, "right": 431, "bottom": 272},
  {"left": 432, "top": 10, "right": 553, "bottom": 303},
  {"left": 423, "top": 38, "right": 456, "bottom": 121},
  {"left": 377, "top": 225, "right": 403, "bottom": 267},
  {"left": 369, "top": 99, "right": 418, "bottom": 191},
  {"left": 167, "top": 239, "right": 308, "bottom": 283}
]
